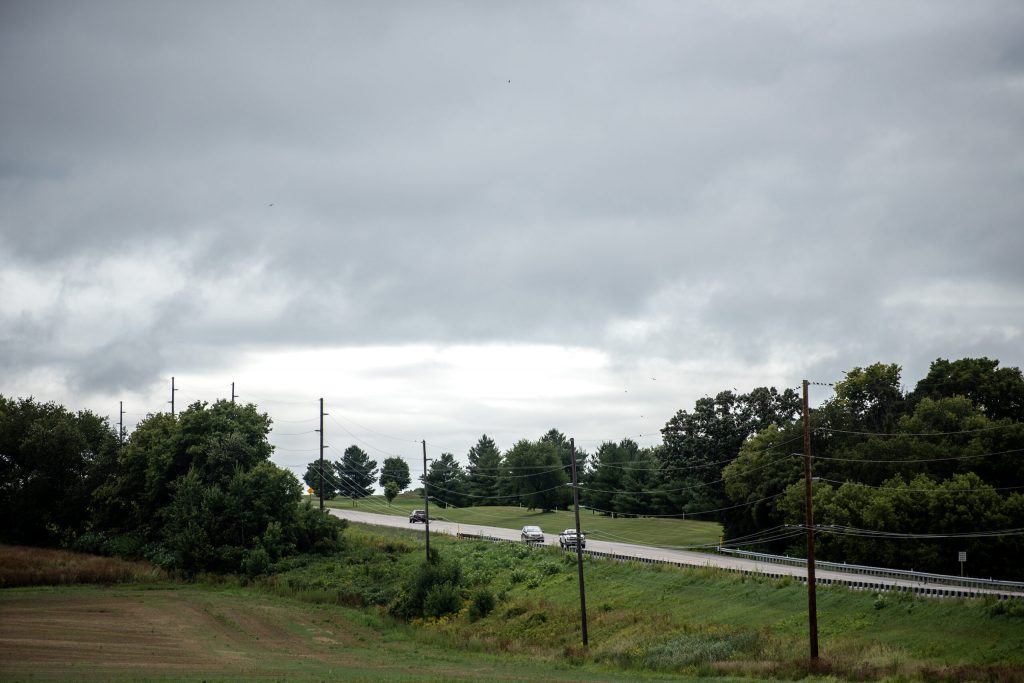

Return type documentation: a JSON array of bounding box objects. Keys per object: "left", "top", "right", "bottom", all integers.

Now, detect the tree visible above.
[
  {"left": 424, "top": 452, "right": 468, "bottom": 508},
  {"left": 93, "top": 400, "right": 342, "bottom": 572},
  {"left": 828, "top": 363, "right": 905, "bottom": 434},
  {"left": 583, "top": 439, "right": 644, "bottom": 513},
  {"left": 658, "top": 386, "right": 801, "bottom": 518},
  {"left": 379, "top": 456, "right": 411, "bottom": 491},
  {"left": 503, "top": 438, "right": 569, "bottom": 512},
  {"left": 384, "top": 481, "right": 400, "bottom": 506},
  {"left": 465, "top": 434, "right": 503, "bottom": 505},
  {"left": 303, "top": 460, "right": 340, "bottom": 500},
  {"left": 909, "top": 357, "right": 1024, "bottom": 421},
  {"left": 720, "top": 424, "right": 803, "bottom": 543},
  {"left": 0, "top": 396, "right": 119, "bottom": 546},
  {"left": 335, "top": 445, "right": 377, "bottom": 499}
]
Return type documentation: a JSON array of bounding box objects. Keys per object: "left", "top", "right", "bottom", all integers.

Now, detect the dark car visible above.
[{"left": 409, "top": 509, "right": 427, "bottom": 523}]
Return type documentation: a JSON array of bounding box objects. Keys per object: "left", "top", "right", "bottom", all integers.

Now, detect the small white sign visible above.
[{"left": 958, "top": 551, "right": 967, "bottom": 562}]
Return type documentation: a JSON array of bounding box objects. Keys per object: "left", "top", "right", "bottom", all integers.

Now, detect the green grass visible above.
[
  {"left": 261, "top": 523, "right": 1024, "bottom": 680},
  {"left": 323, "top": 493, "right": 723, "bottom": 549},
  {"left": 5, "top": 527, "right": 1023, "bottom": 682}
]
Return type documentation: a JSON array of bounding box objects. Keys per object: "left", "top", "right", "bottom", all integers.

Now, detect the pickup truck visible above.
[
  {"left": 409, "top": 509, "right": 427, "bottom": 523},
  {"left": 558, "top": 528, "right": 586, "bottom": 550}
]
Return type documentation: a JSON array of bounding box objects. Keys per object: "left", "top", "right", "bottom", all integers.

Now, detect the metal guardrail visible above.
[
  {"left": 716, "top": 547, "right": 1024, "bottom": 593},
  {"left": 455, "top": 533, "right": 1024, "bottom": 600}
]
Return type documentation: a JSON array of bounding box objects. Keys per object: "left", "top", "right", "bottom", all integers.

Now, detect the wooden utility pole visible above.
[
  {"left": 317, "top": 398, "right": 326, "bottom": 511},
  {"left": 170, "top": 377, "right": 178, "bottom": 417},
  {"left": 231, "top": 382, "right": 238, "bottom": 403},
  {"left": 118, "top": 401, "right": 124, "bottom": 446},
  {"left": 802, "top": 380, "right": 820, "bottom": 661},
  {"left": 423, "top": 440, "right": 431, "bottom": 563},
  {"left": 569, "top": 437, "right": 589, "bottom": 647}
]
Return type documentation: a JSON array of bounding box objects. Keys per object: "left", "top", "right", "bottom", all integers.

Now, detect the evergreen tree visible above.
[
  {"left": 465, "top": 434, "right": 503, "bottom": 505},
  {"left": 335, "top": 445, "right": 377, "bottom": 499}
]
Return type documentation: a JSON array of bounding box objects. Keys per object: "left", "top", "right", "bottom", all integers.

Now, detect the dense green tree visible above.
[
  {"left": 777, "top": 472, "right": 1024, "bottom": 580},
  {"left": 0, "top": 396, "right": 118, "bottom": 545},
  {"left": 658, "top": 386, "right": 799, "bottom": 517},
  {"left": 465, "top": 434, "right": 503, "bottom": 505},
  {"left": 424, "top": 452, "right": 468, "bottom": 508},
  {"left": 909, "top": 357, "right": 1024, "bottom": 421},
  {"left": 335, "top": 445, "right": 377, "bottom": 499},
  {"left": 720, "top": 424, "right": 803, "bottom": 542},
  {"left": 503, "top": 438, "right": 570, "bottom": 512},
  {"left": 583, "top": 439, "right": 645, "bottom": 513},
  {"left": 95, "top": 400, "right": 340, "bottom": 572},
  {"left": 379, "top": 456, "right": 412, "bottom": 491},
  {"left": 824, "top": 363, "right": 905, "bottom": 434},
  {"left": 303, "top": 459, "right": 340, "bottom": 500}
]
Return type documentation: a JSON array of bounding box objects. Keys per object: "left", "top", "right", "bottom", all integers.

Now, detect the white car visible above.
[
  {"left": 520, "top": 525, "right": 544, "bottom": 543},
  {"left": 558, "top": 528, "right": 586, "bottom": 549}
]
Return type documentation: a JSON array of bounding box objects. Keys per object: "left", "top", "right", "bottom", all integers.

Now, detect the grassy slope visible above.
[
  {"left": 323, "top": 493, "right": 723, "bottom": 549},
  {"left": 4, "top": 530, "right": 1023, "bottom": 682},
  {"left": 263, "top": 523, "right": 1024, "bottom": 679}
]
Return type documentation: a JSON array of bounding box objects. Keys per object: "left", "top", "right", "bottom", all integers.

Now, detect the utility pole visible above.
[
  {"left": 802, "top": 380, "right": 819, "bottom": 662},
  {"left": 118, "top": 401, "right": 125, "bottom": 446},
  {"left": 169, "top": 376, "right": 179, "bottom": 417},
  {"left": 316, "top": 398, "right": 326, "bottom": 511},
  {"left": 231, "top": 382, "right": 238, "bottom": 403},
  {"left": 569, "top": 437, "right": 589, "bottom": 648},
  {"left": 423, "top": 439, "right": 431, "bottom": 563}
]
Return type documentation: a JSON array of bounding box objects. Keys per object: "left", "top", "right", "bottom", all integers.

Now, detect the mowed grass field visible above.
[{"left": 323, "top": 492, "right": 723, "bottom": 548}]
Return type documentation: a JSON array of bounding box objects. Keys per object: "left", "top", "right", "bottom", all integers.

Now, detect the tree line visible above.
[
  {"left": 4, "top": 356, "right": 1022, "bottom": 579},
  {"left": 300, "top": 357, "right": 1024, "bottom": 580}
]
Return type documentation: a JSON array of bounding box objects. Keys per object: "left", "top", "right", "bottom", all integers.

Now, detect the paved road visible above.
[{"left": 328, "top": 508, "right": 1024, "bottom": 599}]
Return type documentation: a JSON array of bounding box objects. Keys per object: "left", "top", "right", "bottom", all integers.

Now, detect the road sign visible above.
[{"left": 958, "top": 551, "right": 967, "bottom": 562}]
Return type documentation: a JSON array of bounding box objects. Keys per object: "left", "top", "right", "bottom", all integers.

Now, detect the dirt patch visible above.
[{"left": 0, "top": 587, "right": 369, "bottom": 679}]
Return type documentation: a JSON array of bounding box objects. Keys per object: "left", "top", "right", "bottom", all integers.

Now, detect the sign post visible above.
[{"left": 958, "top": 551, "right": 967, "bottom": 577}]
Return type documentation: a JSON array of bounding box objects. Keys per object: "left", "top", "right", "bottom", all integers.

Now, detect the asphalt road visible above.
[{"left": 327, "top": 508, "right": 1024, "bottom": 599}]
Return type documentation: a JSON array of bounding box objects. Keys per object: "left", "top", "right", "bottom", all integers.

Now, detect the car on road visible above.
[
  {"left": 559, "top": 528, "right": 586, "bottom": 550},
  {"left": 520, "top": 525, "right": 544, "bottom": 543},
  {"left": 409, "top": 509, "right": 427, "bottom": 523}
]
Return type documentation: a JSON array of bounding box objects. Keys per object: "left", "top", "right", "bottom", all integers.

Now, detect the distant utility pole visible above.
[
  {"left": 802, "top": 380, "right": 820, "bottom": 662},
  {"left": 316, "top": 398, "right": 327, "bottom": 511},
  {"left": 118, "top": 401, "right": 125, "bottom": 446},
  {"left": 569, "top": 437, "right": 589, "bottom": 648},
  {"left": 423, "top": 439, "right": 431, "bottom": 563},
  {"left": 170, "top": 376, "right": 179, "bottom": 417},
  {"left": 231, "top": 382, "right": 238, "bottom": 403}
]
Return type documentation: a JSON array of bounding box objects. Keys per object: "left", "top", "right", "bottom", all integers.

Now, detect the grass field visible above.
[
  {"left": 3, "top": 528, "right": 1024, "bottom": 682},
  {"left": 322, "top": 492, "right": 723, "bottom": 549}
]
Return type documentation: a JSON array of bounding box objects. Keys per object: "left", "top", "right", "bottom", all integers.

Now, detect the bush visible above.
[
  {"left": 242, "top": 546, "right": 271, "bottom": 577},
  {"left": 469, "top": 588, "right": 496, "bottom": 621},
  {"left": 390, "top": 556, "right": 464, "bottom": 619},
  {"left": 423, "top": 583, "right": 463, "bottom": 618}
]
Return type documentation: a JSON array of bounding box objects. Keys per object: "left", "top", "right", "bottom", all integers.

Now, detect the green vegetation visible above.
[
  {"left": 3, "top": 527, "right": 1023, "bottom": 682},
  {"left": 1, "top": 396, "right": 344, "bottom": 575}
]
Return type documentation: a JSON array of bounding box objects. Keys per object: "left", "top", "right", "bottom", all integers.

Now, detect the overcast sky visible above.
[{"left": 2, "top": 1, "right": 1022, "bottom": 480}]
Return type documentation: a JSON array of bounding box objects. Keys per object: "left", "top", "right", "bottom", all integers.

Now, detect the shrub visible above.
[
  {"left": 423, "top": 583, "right": 463, "bottom": 618},
  {"left": 469, "top": 588, "right": 496, "bottom": 621},
  {"left": 390, "top": 556, "right": 463, "bottom": 619},
  {"left": 242, "top": 546, "right": 271, "bottom": 577}
]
